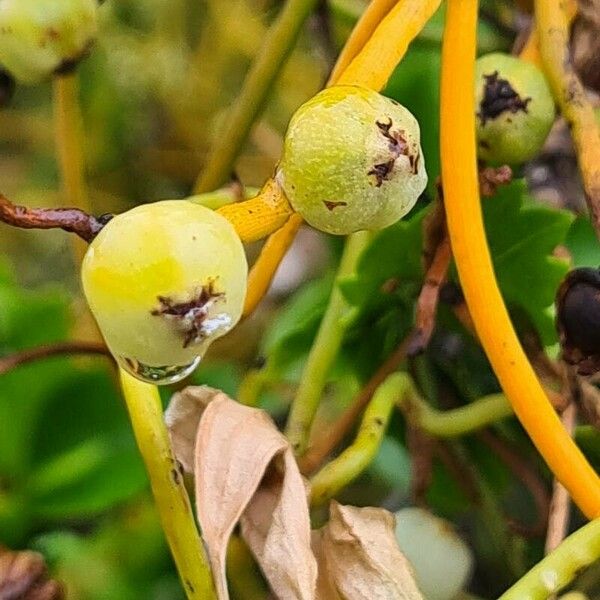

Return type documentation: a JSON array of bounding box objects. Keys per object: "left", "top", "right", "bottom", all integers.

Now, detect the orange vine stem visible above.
[
  {"left": 215, "top": 178, "right": 293, "bottom": 243},
  {"left": 440, "top": 0, "right": 600, "bottom": 519},
  {"left": 243, "top": 213, "right": 303, "bottom": 315},
  {"left": 328, "top": 0, "right": 398, "bottom": 83},
  {"left": 336, "top": 0, "right": 441, "bottom": 89},
  {"left": 534, "top": 0, "right": 600, "bottom": 237},
  {"left": 242, "top": 0, "right": 440, "bottom": 316}
]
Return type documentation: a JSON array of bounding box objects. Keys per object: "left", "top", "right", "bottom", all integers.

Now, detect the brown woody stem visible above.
[
  {"left": 0, "top": 194, "right": 109, "bottom": 243},
  {"left": 0, "top": 342, "right": 112, "bottom": 375}
]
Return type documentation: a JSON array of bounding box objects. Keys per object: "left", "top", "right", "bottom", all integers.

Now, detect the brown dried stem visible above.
[
  {"left": 298, "top": 338, "right": 410, "bottom": 474},
  {"left": 545, "top": 402, "right": 576, "bottom": 554},
  {"left": 0, "top": 194, "right": 108, "bottom": 242},
  {"left": 0, "top": 342, "right": 112, "bottom": 375}
]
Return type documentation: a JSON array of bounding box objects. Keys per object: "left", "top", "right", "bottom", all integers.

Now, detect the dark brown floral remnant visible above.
[
  {"left": 478, "top": 71, "right": 531, "bottom": 125},
  {"left": 151, "top": 282, "right": 225, "bottom": 348},
  {"left": 556, "top": 267, "right": 600, "bottom": 376}
]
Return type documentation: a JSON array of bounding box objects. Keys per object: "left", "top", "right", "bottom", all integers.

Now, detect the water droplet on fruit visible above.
[{"left": 117, "top": 355, "right": 202, "bottom": 385}]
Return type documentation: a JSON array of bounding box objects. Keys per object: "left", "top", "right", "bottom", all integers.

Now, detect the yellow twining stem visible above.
[
  {"left": 535, "top": 0, "right": 600, "bottom": 236},
  {"left": 216, "top": 178, "right": 293, "bottom": 243},
  {"left": 242, "top": 0, "right": 441, "bottom": 315},
  {"left": 337, "top": 0, "right": 442, "bottom": 90},
  {"left": 119, "top": 370, "right": 216, "bottom": 599},
  {"left": 54, "top": 73, "right": 90, "bottom": 265},
  {"left": 328, "top": 0, "right": 399, "bottom": 84},
  {"left": 441, "top": 0, "right": 600, "bottom": 519},
  {"left": 243, "top": 213, "right": 303, "bottom": 316}
]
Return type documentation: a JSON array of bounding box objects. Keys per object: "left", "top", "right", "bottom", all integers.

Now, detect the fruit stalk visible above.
[
  {"left": 328, "top": 0, "right": 398, "bottom": 83},
  {"left": 535, "top": 0, "right": 600, "bottom": 237},
  {"left": 53, "top": 72, "right": 91, "bottom": 263},
  {"left": 336, "top": 0, "right": 441, "bottom": 89},
  {"left": 440, "top": 0, "right": 600, "bottom": 519},
  {"left": 285, "top": 230, "right": 370, "bottom": 455},
  {"left": 215, "top": 178, "right": 293, "bottom": 243},
  {"left": 119, "top": 370, "right": 216, "bottom": 600}
]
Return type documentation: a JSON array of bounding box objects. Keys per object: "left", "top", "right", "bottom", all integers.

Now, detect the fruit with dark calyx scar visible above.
[
  {"left": 81, "top": 201, "right": 248, "bottom": 384},
  {"left": 0, "top": 0, "right": 98, "bottom": 84},
  {"left": 475, "top": 53, "right": 555, "bottom": 165},
  {"left": 277, "top": 85, "right": 427, "bottom": 235}
]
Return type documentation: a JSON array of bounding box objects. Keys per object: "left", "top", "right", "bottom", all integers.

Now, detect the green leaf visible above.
[
  {"left": 565, "top": 216, "right": 599, "bottom": 268},
  {"left": 339, "top": 208, "right": 426, "bottom": 311},
  {"left": 483, "top": 180, "right": 574, "bottom": 345},
  {"left": 23, "top": 369, "right": 146, "bottom": 520},
  {"left": 260, "top": 274, "right": 333, "bottom": 376},
  {"left": 0, "top": 260, "right": 72, "bottom": 477}
]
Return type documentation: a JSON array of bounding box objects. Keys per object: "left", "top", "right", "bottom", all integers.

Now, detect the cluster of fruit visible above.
[{"left": 0, "top": 0, "right": 557, "bottom": 383}]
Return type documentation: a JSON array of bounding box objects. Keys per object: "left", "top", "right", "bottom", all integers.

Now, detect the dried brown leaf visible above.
[
  {"left": 240, "top": 449, "right": 315, "bottom": 600},
  {"left": 320, "top": 502, "right": 423, "bottom": 600},
  {"left": 165, "top": 385, "right": 221, "bottom": 473},
  {"left": 311, "top": 530, "right": 342, "bottom": 600},
  {"left": 166, "top": 387, "right": 317, "bottom": 600}
]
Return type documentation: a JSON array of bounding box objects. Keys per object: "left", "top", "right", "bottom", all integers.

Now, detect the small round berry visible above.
[
  {"left": 0, "top": 0, "right": 98, "bottom": 84},
  {"left": 277, "top": 85, "right": 427, "bottom": 235},
  {"left": 556, "top": 267, "right": 600, "bottom": 376},
  {"left": 81, "top": 201, "right": 248, "bottom": 384},
  {"left": 475, "top": 53, "right": 555, "bottom": 165}
]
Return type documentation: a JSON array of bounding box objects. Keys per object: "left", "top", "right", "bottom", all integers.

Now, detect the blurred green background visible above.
[{"left": 1, "top": 1, "right": 599, "bottom": 598}]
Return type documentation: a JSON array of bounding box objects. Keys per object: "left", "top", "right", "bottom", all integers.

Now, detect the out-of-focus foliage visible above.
[{"left": 1, "top": 1, "right": 600, "bottom": 599}]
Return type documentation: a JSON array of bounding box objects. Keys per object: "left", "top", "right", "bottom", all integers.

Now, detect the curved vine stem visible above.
[
  {"left": 518, "top": 0, "right": 576, "bottom": 68},
  {"left": 440, "top": 0, "right": 600, "bottom": 519},
  {"left": 309, "top": 370, "right": 398, "bottom": 506},
  {"left": 243, "top": 213, "right": 303, "bottom": 316},
  {"left": 194, "top": 0, "right": 320, "bottom": 193},
  {"left": 336, "top": 0, "right": 441, "bottom": 89},
  {"left": 328, "top": 0, "right": 398, "bottom": 84},
  {"left": 53, "top": 73, "right": 90, "bottom": 263},
  {"left": 119, "top": 371, "right": 216, "bottom": 600},
  {"left": 309, "top": 371, "right": 513, "bottom": 506},
  {"left": 285, "top": 230, "right": 370, "bottom": 455},
  {"left": 499, "top": 518, "right": 600, "bottom": 600}
]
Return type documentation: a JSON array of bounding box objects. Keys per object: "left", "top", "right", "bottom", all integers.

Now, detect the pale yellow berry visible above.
[{"left": 81, "top": 201, "right": 248, "bottom": 384}]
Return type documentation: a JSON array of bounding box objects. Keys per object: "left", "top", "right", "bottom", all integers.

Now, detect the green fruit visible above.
[
  {"left": 0, "top": 0, "right": 98, "bottom": 84},
  {"left": 475, "top": 53, "right": 555, "bottom": 165},
  {"left": 277, "top": 85, "right": 427, "bottom": 235},
  {"left": 81, "top": 201, "right": 248, "bottom": 384}
]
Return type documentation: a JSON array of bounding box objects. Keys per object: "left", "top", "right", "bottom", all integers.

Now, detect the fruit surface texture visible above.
[{"left": 278, "top": 85, "right": 427, "bottom": 235}]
